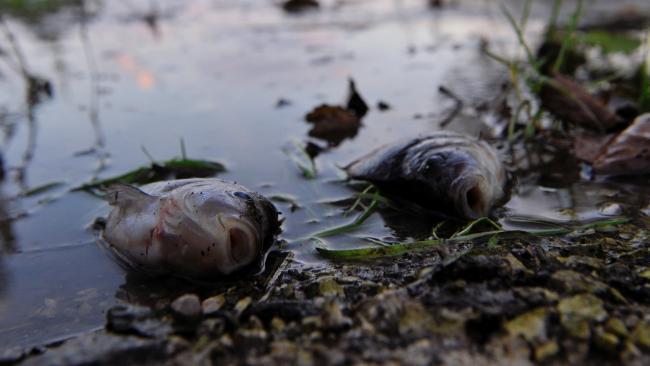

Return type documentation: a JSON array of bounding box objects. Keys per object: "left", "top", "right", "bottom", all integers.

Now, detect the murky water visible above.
[{"left": 0, "top": 0, "right": 649, "bottom": 351}]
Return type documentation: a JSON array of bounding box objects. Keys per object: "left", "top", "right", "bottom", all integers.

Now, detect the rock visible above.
[
  {"left": 202, "top": 294, "right": 225, "bottom": 315},
  {"left": 557, "top": 293, "right": 607, "bottom": 339},
  {"left": 534, "top": 341, "right": 559, "bottom": 362},
  {"left": 171, "top": 294, "right": 202, "bottom": 321},
  {"left": 106, "top": 304, "right": 152, "bottom": 333},
  {"left": 632, "top": 321, "right": 650, "bottom": 349},
  {"left": 599, "top": 202, "right": 624, "bottom": 216},
  {"left": 605, "top": 317, "right": 629, "bottom": 337},
  {"left": 321, "top": 299, "right": 352, "bottom": 331},
  {"left": 21, "top": 334, "right": 168, "bottom": 366},
  {"left": 234, "top": 297, "right": 252, "bottom": 317},
  {"left": 594, "top": 327, "right": 619, "bottom": 352},
  {"left": 306, "top": 276, "right": 344, "bottom": 298},
  {"left": 504, "top": 307, "right": 549, "bottom": 343},
  {"left": 550, "top": 270, "right": 608, "bottom": 294},
  {"left": 106, "top": 304, "right": 170, "bottom": 338},
  {"left": 0, "top": 347, "right": 25, "bottom": 365},
  {"left": 398, "top": 301, "right": 435, "bottom": 337}
]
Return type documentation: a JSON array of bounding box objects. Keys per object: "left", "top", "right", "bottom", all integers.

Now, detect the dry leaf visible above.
[
  {"left": 540, "top": 73, "right": 623, "bottom": 131},
  {"left": 593, "top": 113, "right": 650, "bottom": 175}
]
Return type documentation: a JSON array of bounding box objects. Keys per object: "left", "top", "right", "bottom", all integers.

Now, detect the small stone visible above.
[
  {"left": 306, "top": 276, "right": 344, "bottom": 298},
  {"left": 534, "top": 341, "right": 559, "bottom": 362},
  {"left": 106, "top": 304, "right": 153, "bottom": 334},
  {"left": 301, "top": 315, "right": 322, "bottom": 328},
  {"left": 270, "top": 317, "right": 286, "bottom": 333},
  {"left": 202, "top": 295, "right": 225, "bottom": 315},
  {"left": 234, "top": 297, "right": 252, "bottom": 317},
  {"left": 504, "top": 307, "right": 548, "bottom": 342},
  {"left": 599, "top": 202, "right": 623, "bottom": 216},
  {"left": 605, "top": 318, "right": 628, "bottom": 337},
  {"left": 632, "top": 322, "right": 650, "bottom": 349},
  {"left": 171, "top": 294, "right": 202, "bottom": 321},
  {"left": 640, "top": 203, "right": 650, "bottom": 216},
  {"left": 639, "top": 268, "right": 650, "bottom": 280},
  {"left": 594, "top": 328, "right": 619, "bottom": 352},
  {"left": 399, "top": 302, "right": 434, "bottom": 336},
  {"left": 0, "top": 347, "right": 25, "bottom": 364},
  {"left": 558, "top": 294, "right": 607, "bottom": 340},
  {"left": 321, "top": 299, "right": 352, "bottom": 330}
]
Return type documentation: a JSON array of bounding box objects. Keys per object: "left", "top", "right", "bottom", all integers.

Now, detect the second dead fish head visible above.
[
  {"left": 101, "top": 178, "right": 280, "bottom": 279},
  {"left": 345, "top": 132, "right": 511, "bottom": 219}
]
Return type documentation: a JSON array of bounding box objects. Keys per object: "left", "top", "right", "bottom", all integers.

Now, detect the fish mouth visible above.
[
  {"left": 456, "top": 177, "right": 488, "bottom": 219},
  {"left": 226, "top": 217, "right": 260, "bottom": 267}
]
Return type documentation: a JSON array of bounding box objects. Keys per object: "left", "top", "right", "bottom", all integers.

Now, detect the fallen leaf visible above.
[
  {"left": 593, "top": 113, "right": 650, "bottom": 175},
  {"left": 540, "top": 73, "right": 623, "bottom": 131}
]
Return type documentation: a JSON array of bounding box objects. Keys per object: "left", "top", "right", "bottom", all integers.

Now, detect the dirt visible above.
[{"left": 11, "top": 219, "right": 649, "bottom": 365}]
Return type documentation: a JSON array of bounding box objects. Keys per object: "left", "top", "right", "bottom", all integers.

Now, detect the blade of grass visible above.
[
  {"left": 451, "top": 217, "right": 502, "bottom": 238},
  {"left": 501, "top": 3, "right": 536, "bottom": 69},
  {"left": 552, "top": 0, "right": 584, "bottom": 73},
  {"left": 311, "top": 196, "right": 379, "bottom": 238},
  {"left": 344, "top": 184, "right": 374, "bottom": 217},
  {"left": 316, "top": 217, "right": 630, "bottom": 260},
  {"left": 180, "top": 138, "right": 187, "bottom": 160}
]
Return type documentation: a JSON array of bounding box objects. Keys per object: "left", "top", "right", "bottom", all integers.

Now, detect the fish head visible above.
[
  {"left": 439, "top": 146, "right": 509, "bottom": 219},
  {"left": 211, "top": 213, "right": 262, "bottom": 273},
  {"left": 183, "top": 188, "right": 279, "bottom": 275}
]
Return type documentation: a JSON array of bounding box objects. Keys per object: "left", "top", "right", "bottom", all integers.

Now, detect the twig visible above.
[{"left": 438, "top": 86, "right": 463, "bottom": 128}]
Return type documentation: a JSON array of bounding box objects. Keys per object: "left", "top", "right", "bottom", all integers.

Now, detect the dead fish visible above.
[
  {"left": 345, "top": 132, "right": 510, "bottom": 219},
  {"left": 101, "top": 178, "right": 280, "bottom": 279}
]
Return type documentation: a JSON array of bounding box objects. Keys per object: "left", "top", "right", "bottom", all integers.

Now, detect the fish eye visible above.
[{"left": 233, "top": 191, "right": 252, "bottom": 200}]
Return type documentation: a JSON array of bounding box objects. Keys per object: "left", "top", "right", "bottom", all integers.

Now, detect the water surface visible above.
[{"left": 0, "top": 0, "right": 649, "bottom": 351}]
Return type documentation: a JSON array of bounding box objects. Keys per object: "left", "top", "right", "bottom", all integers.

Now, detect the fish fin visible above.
[{"left": 105, "top": 183, "right": 156, "bottom": 208}]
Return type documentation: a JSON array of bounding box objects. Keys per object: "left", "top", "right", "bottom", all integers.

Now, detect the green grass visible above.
[
  {"left": 283, "top": 140, "right": 318, "bottom": 179},
  {"left": 316, "top": 217, "right": 630, "bottom": 260}
]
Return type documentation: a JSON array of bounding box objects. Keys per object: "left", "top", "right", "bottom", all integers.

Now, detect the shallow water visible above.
[{"left": 0, "top": 0, "right": 649, "bottom": 351}]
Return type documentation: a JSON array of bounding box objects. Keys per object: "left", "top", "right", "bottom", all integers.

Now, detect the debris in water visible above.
[
  {"left": 74, "top": 158, "right": 225, "bottom": 191},
  {"left": 100, "top": 178, "right": 280, "bottom": 279},
  {"left": 275, "top": 98, "right": 292, "bottom": 108},
  {"left": 345, "top": 132, "right": 511, "bottom": 219},
  {"left": 592, "top": 113, "right": 650, "bottom": 175},
  {"left": 377, "top": 101, "right": 391, "bottom": 111},
  {"left": 305, "top": 105, "right": 360, "bottom": 146},
  {"left": 282, "top": 0, "right": 319, "bottom": 13},
  {"left": 346, "top": 78, "right": 368, "bottom": 118}
]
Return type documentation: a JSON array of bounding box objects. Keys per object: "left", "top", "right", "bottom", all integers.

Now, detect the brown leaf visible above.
[
  {"left": 305, "top": 104, "right": 360, "bottom": 146},
  {"left": 593, "top": 113, "right": 650, "bottom": 175},
  {"left": 540, "top": 73, "right": 624, "bottom": 131},
  {"left": 573, "top": 132, "right": 616, "bottom": 163}
]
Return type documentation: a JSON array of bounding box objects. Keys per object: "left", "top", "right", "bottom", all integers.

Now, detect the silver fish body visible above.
[
  {"left": 101, "top": 178, "right": 279, "bottom": 279},
  {"left": 345, "top": 132, "right": 510, "bottom": 219}
]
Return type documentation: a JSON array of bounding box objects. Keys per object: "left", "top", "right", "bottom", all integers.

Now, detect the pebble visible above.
[
  {"left": 202, "top": 295, "right": 225, "bottom": 315},
  {"left": 599, "top": 202, "right": 623, "bottom": 216},
  {"left": 171, "top": 294, "right": 202, "bottom": 321}
]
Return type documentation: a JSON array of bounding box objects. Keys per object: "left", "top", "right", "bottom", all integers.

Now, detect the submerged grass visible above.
[
  {"left": 283, "top": 140, "right": 318, "bottom": 179},
  {"left": 316, "top": 217, "right": 630, "bottom": 260},
  {"left": 73, "top": 143, "right": 225, "bottom": 191}
]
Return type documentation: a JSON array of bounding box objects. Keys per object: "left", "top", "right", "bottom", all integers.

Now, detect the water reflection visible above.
[{"left": 0, "top": 0, "right": 647, "bottom": 354}]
